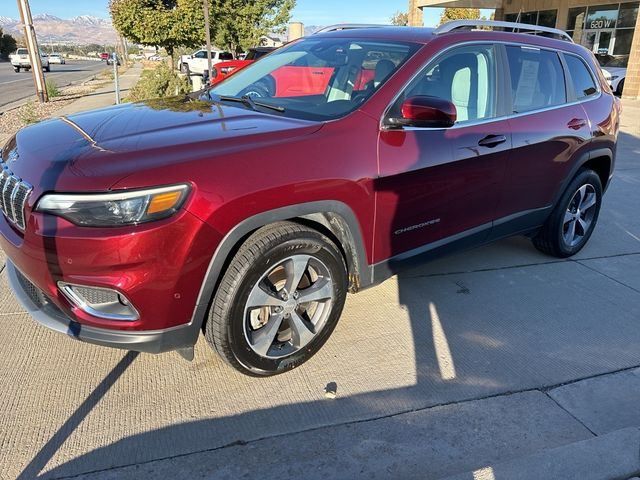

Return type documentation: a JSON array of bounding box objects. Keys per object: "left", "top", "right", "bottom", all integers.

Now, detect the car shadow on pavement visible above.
[{"left": 16, "top": 352, "right": 139, "bottom": 480}]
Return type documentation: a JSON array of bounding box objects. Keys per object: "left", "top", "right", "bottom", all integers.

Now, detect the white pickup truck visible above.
[
  {"left": 178, "top": 49, "right": 233, "bottom": 75},
  {"left": 10, "top": 48, "right": 50, "bottom": 73}
]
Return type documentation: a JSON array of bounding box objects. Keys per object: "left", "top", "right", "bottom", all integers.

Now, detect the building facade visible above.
[{"left": 409, "top": 0, "right": 640, "bottom": 98}]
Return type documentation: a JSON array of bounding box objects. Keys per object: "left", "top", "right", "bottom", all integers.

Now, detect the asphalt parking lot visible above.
[{"left": 1, "top": 102, "right": 639, "bottom": 479}]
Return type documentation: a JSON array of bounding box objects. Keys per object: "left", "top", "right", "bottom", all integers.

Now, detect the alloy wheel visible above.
[
  {"left": 243, "top": 254, "right": 334, "bottom": 359},
  {"left": 563, "top": 184, "right": 597, "bottom": 247}
]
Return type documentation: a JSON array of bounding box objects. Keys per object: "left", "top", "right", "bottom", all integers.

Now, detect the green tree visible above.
[
  {"left": 438, "top": 7, "right": 481, "bottom": 26},
  {"left": 110, "top": 0, "right": 205, "bottom": 66},
  {"left": 212, "top": 0, "right": 295, "bottom": 55},
  {"left": 0, "top": 29, "right": 18, "bottom": 59},
  {"left": 390, "top": 11, "right": 409, "bottom": 26}
]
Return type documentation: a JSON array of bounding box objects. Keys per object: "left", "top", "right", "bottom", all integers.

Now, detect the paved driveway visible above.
[{"left": 1, "top": 103, "right": 639, "bottom": 479}]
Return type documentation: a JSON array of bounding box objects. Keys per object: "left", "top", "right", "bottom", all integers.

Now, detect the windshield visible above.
[
  {"left": 206, "top": 37, "right": 420, "bottom": 121},
  {"left": 597, "top": 54, "right": 628, "bottom": 68},
  {"left": 17, "top": 49, "right": 27, "bottom": 55}
]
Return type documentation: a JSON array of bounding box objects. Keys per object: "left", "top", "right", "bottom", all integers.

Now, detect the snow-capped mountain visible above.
[{"left": 0, "top": 14, "right": 117, "bottom": 45}]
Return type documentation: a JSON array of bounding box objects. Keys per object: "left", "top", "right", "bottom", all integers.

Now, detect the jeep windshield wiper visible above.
[{"left": 217, "top": 94, "right": 285, "bottom": 113}]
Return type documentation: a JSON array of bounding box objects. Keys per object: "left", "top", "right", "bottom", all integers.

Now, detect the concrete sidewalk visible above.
[{"left": 0, "top": 100, "right": 639, "bottom": 480}]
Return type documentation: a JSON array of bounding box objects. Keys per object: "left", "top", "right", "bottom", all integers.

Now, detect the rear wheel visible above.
[
  {"left": 44, "top": 65, "right": 50, "bottom": 72},
  {"left": 13, "top": 67, "right": 19, "bottom": 73},
  {"left": 533, "top": 169, "right": 602, "bottom": 257},
  {"left": 205, "top": 222, "right": 348, "bottom": 376}
]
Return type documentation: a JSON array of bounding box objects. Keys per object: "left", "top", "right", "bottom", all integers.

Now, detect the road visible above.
[{"left": 0, "top": 59, "right": 107, "bottom": 108}]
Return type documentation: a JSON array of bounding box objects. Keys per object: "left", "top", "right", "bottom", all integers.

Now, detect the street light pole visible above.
[
  {"left": 203, "top": 0, "right": 213, "bottom": 82},
  {"left": 16, "top": 0, "right": 48, "bottom": 102}
]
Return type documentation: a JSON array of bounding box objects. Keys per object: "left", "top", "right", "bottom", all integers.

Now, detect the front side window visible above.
[
  {"left": 564, "top": 54, "right": 598, "bottom": 99},
  {"left": 208, "top": 37, "right": 419, "bottom": 121},
  {"left": 390, "top": 44, "right": 497, "bottom": 124},
  {"left": 506, "top": 46, "right": 566, "bottom": 113},
  {"left": 194, "top": 51, "right": 207, "bottom": 59}
]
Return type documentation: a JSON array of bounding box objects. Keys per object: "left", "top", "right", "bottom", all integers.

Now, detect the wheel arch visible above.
[
  {"left": 554, "top": 147, "right": 613, "bottom": 207},
  {"left": 190, "top": 201, "right": 370, "bottom": 334}
]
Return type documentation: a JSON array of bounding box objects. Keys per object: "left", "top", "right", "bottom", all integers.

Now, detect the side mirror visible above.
[{"left": 388, "top": 96, "right": 457, "bottom": 129}]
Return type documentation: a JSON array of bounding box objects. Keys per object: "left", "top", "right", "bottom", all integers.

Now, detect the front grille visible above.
[
  {"left": 0, "top": 165, "right": 32, "bottom": 231},
  {"left": 15, "top": 268, "right": 49, "bottom": 308}
]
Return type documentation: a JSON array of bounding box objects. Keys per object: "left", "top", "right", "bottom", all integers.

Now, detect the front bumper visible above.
[{"left": 6, "top": 260, "right": 200, "bottom": 353}]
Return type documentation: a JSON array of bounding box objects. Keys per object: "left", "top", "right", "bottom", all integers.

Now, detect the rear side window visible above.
[
  {"left": 564, "top": 54, "right": 598, "bottom": 99},
  {"left": 506, "top": 46, "right": 566, "bottom": 113}
]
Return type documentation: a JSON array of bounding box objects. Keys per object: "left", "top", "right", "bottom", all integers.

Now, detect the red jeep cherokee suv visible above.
[{"left": 0, "top": 21, "right": 620, "bottom": 376}]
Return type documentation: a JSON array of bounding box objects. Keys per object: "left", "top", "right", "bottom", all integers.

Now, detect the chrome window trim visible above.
[{"left": 380, "top": 40, "right": 602, "bottom": 132}]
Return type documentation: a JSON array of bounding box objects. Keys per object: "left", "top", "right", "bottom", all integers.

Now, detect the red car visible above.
[
  {"left": 1, "top": 22, "right": 620, "bottom": 376},
  {"left": 210, "top": 47, "right": 276, "bottom": 85},
  {"left": 99, "top": 52, "right": 110, "bottom": 61}
]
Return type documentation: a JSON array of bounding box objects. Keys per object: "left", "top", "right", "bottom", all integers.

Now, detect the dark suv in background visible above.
[{"left": 0, "top": 20, "right": 620, "bottom": 376}]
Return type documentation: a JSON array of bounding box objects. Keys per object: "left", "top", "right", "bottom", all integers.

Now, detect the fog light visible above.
[{"left": 58, "top": 282, "right": 139, "bottom": 321}]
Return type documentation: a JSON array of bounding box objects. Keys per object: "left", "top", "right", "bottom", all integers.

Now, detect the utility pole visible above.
[
  {"left": 16, "top": 0, "right": 48, "bottom": 102},
  {"left": 203, "top": 0, "right": 213, "bottom": 82}
]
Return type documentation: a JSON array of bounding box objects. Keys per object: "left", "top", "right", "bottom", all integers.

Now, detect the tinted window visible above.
[
  {"left": 506, "top": 46, "right": 566, "bottom": 113},
  {"left": 398, "top": 44, "right": 497, "bottom": 123},
  {"left": 210, "top": 38, "right": 419, "bottom": 121},
  {"left": 564, "top": 54, "right": 598, "bottom": 99},
  {"left": 194, "top": 51, "right": 207, "bottom": 59},
  {"left": 219, "top": 52, "right": 233, "bottom": 61}
]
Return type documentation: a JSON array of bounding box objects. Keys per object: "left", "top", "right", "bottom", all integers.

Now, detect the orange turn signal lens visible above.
[{"left": 147, "top": 191, "right": 182, "bottom": 215}]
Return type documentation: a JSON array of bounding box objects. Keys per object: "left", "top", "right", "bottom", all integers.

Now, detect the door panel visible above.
[{"left": 374, "top": 122, "right": 510, "bottom": 263}]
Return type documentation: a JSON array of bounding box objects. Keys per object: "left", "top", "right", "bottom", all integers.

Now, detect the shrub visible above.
[
  {"left": 46, "top": 78, "right": 60, "bottom": 98},
  {"left": 127, "top": 63, "right": 190, "bottom": 102},
  {"left": 19, "top": 102, "right": 38, "bottom": 125}
]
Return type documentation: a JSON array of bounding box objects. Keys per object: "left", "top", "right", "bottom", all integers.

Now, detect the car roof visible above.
[{"left": 314, "top": 26, "right": 587, "bottom": 55}]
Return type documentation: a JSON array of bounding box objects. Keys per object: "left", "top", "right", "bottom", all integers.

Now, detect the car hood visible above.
[
  {"left": 3, "top": 96, "right": 322, "bottom": 193},
  {"left": 602, "top": 67, "right": 626, "bottom": 76}
]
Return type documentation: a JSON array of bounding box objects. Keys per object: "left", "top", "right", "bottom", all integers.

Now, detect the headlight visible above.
[{"left": 36, "top": 184, "right": 190, "bottom": 227}]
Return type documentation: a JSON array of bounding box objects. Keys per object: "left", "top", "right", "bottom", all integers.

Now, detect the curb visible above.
[{"left": 441, "top": 427, "right": 640, "bottom": 480}]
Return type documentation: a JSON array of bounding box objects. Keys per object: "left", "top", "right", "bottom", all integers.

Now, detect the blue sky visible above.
[{"left": 1, "top": 0, "right": 493, "bottom": 28}]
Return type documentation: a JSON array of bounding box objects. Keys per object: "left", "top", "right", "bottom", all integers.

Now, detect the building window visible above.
[
  {"left": 567, "top": 7, "right": 587, "bottom": 30},
  {"left": 505, "top": 9, "right": 558, "bottom": 28},
  {"left": 613, "top": 28, "right": 634, "bottom": 56},
  {"left": 585, "top": 4, "right": 619, "bottom": 29},
  {"left": 618, "top": 2, "right": 639, "bottom": 27},
  {"left": 537, "top": 10, "right": 558, "bottom": 27}
]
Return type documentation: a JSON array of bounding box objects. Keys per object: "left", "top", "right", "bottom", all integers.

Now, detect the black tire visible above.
[
  {"left": 44, "top": 65, "right": 50, "bottom": 72},
  {"left": 616, "top": 79, "right": 625, "bottom": 96},
  {"left": 205, "top": 221, "right": 348, "bottom": 376},
  {"left": 14, "top": 67, "right": 19, "bottom": 73},
  {"left": 533, "top": 168, "right": 603, "bottom": 258}
]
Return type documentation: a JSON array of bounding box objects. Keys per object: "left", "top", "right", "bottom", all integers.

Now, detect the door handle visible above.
[
  {"left": 567, "top": 118, "right": 587, "bottom": 130},
  {"left": 478, "top": 134, "right": 507, "bottom": 148}
]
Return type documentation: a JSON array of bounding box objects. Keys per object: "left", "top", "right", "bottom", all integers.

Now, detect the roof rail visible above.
[
  {"left": 434, "top": 20, "right": 574, "bottom": 43},
  {"left": 314, "top": 24, "right": 388, "bottom": 34}
]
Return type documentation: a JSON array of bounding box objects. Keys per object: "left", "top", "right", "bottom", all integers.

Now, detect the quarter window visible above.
[
  {"left": 564, "top": 54, "right": 598, "bottom": 99},
  {"left": 505, "top": 46, "right": 566, "bottom": 113},
  {"left": 395, "top": 44, "right": 497, "bottom": 124}
]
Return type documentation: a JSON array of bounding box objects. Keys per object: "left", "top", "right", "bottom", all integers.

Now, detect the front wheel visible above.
[
  {"left": 44, "top": 65, "right": 50, "bottom": 72},
  {"left": 13, "top": 67, "right": 20, "bottom": 73},
  {"left": 205, "top": 222, "right": 348, "bottom": 376},
  {"left": 532, "top": 168, "right": 603, "bottom": 257}
]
